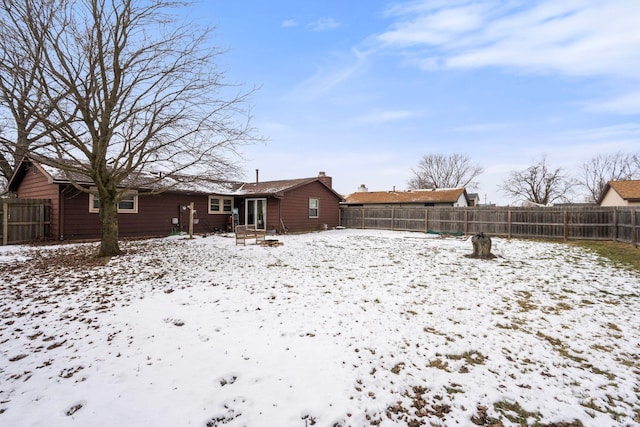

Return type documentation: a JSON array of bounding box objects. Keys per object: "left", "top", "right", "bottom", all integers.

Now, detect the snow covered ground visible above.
[{"left": 1, "top": 229, "right": 638, "bottom": 427}]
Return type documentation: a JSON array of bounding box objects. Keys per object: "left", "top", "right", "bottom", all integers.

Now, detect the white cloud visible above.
[
  {"left": 308, "top": 17, "right": 341, "bottom": 32},
  {"left": 585, "top": 91, "right": 640, "bottom": 115},
  {"left": 281, "top": 19, "right": 297, "bottom": 28},
  {"left": 376, "top": 0, "right": 640, "bottom": 79},
  {"left": 383, "top": 0, "right": 474, "bottom": 19},
  {"left": 558, "top": 123, "right": 640, "bottom": 142},
  {"left": 292, "top": 48, "right": 369, "bottom": 99},
  {"left": 356, "top": 109, "right": 422, "bottom": 124},
  {"left": 544, "top": 123, "right": 640, "bottom": 165},
  {"left": 450, "top": 122, "right": 516, "bottom": 133},
  {"left": 379, "top": 3, "right": 489, "bottom": 46}
]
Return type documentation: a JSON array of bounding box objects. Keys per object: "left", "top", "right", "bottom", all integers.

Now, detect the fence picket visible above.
[
  {"left": 340, "top": 205, "right": 640, "bottom": 245},
  {"left": 0, "top": 199, "right": 52, "bottom": 245}
]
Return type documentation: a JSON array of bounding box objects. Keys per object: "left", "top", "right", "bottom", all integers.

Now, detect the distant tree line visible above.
[{"left": 408, "top": 152, "right": 640, "bottom": 205}]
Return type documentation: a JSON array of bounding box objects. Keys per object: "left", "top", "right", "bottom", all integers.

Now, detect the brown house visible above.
[
  {"left": 598, "top": 180, "right": 640, "bottom": 206},
  {"left": 234, "top": 172, "right": 343, "bottom": 234},
  {"left": 343, "top": 187, "right": 469, "bottom": 207},
  {"left": 7, "top": 158, "right": 342, "bottom": 241}
]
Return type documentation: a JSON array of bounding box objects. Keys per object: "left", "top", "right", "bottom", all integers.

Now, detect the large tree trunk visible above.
[{"left": 98, "top": 192, "right": 121, "bottom": 257}]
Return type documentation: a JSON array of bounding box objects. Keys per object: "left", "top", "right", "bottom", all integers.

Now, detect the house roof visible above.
[
  {"left": 237, "top": 177, "right": 344, "bottom": 200},
  {"left": 600, "top": 180, "right": 640, "bottom": 203},
  {"left": 343, "top": 188, "right": 467, "bottom": 205},
  {"left": 237, "top": 178, "right": 317, "bottom": 196},
  {"left": 8, "top": 157, "right": 342, "bottom": 199},
  {"left": 6, "top": 157, "right": 94, "bottom": 190},
  {"left": 8, "top": 157, "right": 243, "bottom": 195}
]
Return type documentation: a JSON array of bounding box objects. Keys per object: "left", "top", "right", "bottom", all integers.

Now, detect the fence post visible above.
[
  {"left": 391, "top": 206, "right": 395, "bottom": 231},
  {"left": 337, "top": 205, "right": 635, "bottom": 246},
  {"left": 464, "top": 208, "right": 468, "bottom": 236},
  {"left": 39, "top": 203, "right": 46, "bottom": 239},
  {"left": 2, "top": 202, "right": 7, "bottom": 246},
  {"left": 424, "top": 208, "right": 428, "bottom": 233},
  {"left": 633, "top": 208, "right": 638, "bottom": 248}
]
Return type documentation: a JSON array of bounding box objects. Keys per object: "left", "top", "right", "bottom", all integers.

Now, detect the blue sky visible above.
[{"left": 196, "top": 0, "right": 639, "bottom": 204}]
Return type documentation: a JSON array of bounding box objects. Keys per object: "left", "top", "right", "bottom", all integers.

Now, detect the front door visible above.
[{"left": 246, "top": 198, "right": 267, "bottom": 230}]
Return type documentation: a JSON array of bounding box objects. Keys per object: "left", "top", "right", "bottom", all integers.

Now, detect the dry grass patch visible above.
[
  {"left": 536, "top": 332, "right": 587, "bottom": 364},
  {"left": 571, "top": 240, "right": 640, "bottom": 273},
  {"left": 514, "top": 290, "right": 537, "bottom": 312},
  {"left": 493, "top": 400, "right": 542, "bottom": 425},
  {"left": 581, "top": 397, "right": 628, "bottom": 422},
  {"left": 428, "top": 358, "right": 450, "bottom": 372},
  {"left": 541, "top": 301, "right": 574, "bottom": 314},
  {"left": 445, "top": 350, "right": 487, "bottom": 365}
]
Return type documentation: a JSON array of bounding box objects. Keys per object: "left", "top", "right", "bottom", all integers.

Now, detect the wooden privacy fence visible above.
[
  {"left": 340, "top": 206, "right": 639, "bottom": 246},
  {"left": 1, "top": 199, "right": 52, "bottom": 245}
]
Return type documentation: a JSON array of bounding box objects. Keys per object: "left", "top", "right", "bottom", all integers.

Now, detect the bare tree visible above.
[
  {"left": 0, "top": 0, "right": 59, "bottom": 186},
  {"left": 500, "top": 156, "right": 576, "bottom": 205},
  {"left": 1, "top": 0, "right": 257, "bottom": 256},
  {"left": 407, "top": 153, "right": 483, "bottom": 190},
  {"left": 579, "top": 152, "right": 639, "bottom": 203},
  {"left": 0, "top": 125, "right": 7, "bottom": 192}
]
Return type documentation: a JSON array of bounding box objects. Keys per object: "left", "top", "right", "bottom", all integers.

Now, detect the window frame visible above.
[
  {"left": 89, "top": 188, "right": 139, "bottom": 214},
  {"left": 208, "top": 195, "right": 234, "bottom": 214},
  {"left": 209, "top": 197, "right": 220, "bottom": 213},
  {"left": 309, "top": 197, "right": 319, "bottom": 218}
]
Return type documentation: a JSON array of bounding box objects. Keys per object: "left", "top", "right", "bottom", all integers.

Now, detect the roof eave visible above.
[
  {"left": 7, "top": 157, "right": 56, "bottom": 192},
  {"left": 596, "top": 184, "right": 612, "bottom": 205}
]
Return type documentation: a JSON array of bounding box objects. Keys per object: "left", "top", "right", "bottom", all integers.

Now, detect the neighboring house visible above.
[
  {"left": 467, "top": 193, "right": 480, "bottom": 207},
  {"left": 342, "top": 187, "right": 469, "bottom": 207},
  {"left": 7, "top": 157, "right": 342, "bottom": 240},
  {"left": 598, "top": 180, "right": 640, "bottom": 207}
]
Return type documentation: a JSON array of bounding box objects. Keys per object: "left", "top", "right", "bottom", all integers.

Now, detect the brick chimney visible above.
[{"left": 317, "top": 171, "right": 332, "bottom": 188}]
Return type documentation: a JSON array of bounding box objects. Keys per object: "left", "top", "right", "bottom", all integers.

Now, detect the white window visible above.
[
  {"left": 89, "top": 189, "right": 138, "bottom": 214},
  {"left": 309, "top": 198, "right": 319, "bottom": 218},
  {"left": 209, "top": 196, "right": 234, "bottom": 214},
  {"left": 209, "top": 197, "right": 220, "bottom": 212}
]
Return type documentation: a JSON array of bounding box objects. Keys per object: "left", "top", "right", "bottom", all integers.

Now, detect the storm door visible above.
[{"left": 245, "top": 198, "right": 267, "bottom": 230}]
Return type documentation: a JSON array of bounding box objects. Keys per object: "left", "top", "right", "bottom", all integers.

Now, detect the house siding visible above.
[
  {"left": 455, "top": 194, "right": 468, "bottom": 207},
  {"left": 266, "top": 198, "right": 280, "bottom": 232},
  {"left": 600, "top": 189, "right": 640, "bottom": 207},
  {"left": 10, "top": 160, "right": 343, "bottom": 240},
  {"left": 60, "top": 190, "right": 230, "bottom": 240},
  {"left": 60, "top": 189, "right": 98, "bottom": 240},
  {"left": 134, "top": 193, "right": 230, "bottom": 235},
  {"left": 279, "top": 181, "right": 340, "bottom": 232},
  {"left": 16, "top": 165, "right": 61, "bottom": 239}
]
